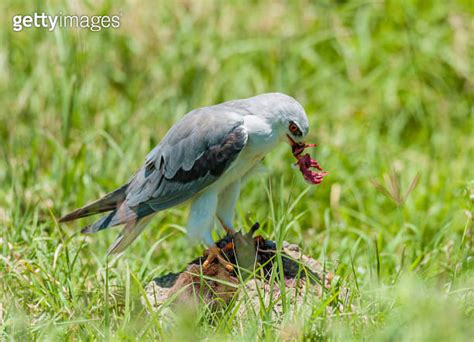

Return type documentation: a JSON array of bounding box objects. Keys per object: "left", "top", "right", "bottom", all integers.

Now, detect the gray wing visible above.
[{"left": 85, "top": 107, "right": 248, "bottom": 232}]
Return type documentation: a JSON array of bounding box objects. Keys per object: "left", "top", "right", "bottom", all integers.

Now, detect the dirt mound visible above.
[{"left": 144, "top": 224, "right": 349, "bottom": 316}]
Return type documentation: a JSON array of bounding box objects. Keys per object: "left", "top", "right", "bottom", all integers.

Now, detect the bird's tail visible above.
[
  {"left": 59, "top": 183, "right": 158, "bottom": 254},
  {"left": 106, "top": 215, "right": 154, "bottom": 255},
  {"left": 58, "top": 184, "right": 128, "bottom": 223}
]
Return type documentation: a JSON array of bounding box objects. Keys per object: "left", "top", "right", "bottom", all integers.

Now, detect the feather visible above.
[
  {"left": 59, "top": 184, "right": 128, "bottom": 222},
  {"left": 107, "top": 216, "right": 154, "bottom": 255}
]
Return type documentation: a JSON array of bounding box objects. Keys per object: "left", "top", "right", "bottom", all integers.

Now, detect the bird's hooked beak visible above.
[{"left": 286, "top": 134, "right": 312, "bottom": 157}]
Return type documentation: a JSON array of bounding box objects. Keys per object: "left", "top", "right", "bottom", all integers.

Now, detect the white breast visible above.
[{"left": 210, "top": 115, "right": 280, "bottom": 191}]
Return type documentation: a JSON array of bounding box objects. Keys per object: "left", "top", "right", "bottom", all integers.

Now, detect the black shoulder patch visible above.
[{"left": 169, "top": 126, "right": 246, "bottom": 184}]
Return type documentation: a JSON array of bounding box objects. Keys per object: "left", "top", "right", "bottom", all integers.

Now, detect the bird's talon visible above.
[{"left": 203, "top": 245, "right": 234, "bottom": 273}]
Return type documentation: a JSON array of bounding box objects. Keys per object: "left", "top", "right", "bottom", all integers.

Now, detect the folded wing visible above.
[{"left": 59, "top": 107, "right": 248, "bottom": 254}]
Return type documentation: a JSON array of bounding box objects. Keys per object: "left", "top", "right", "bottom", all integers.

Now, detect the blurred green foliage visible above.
[{"left": 0, "top": 0, "right": 473, "bottom": 340}]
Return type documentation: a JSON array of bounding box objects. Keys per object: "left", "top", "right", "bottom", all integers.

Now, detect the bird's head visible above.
[
  {"left": 250, "top": 92, "right": 327, "bottom": 185},
  {"left": 252, "top": 92, "right": 309, "bottom": 146}
]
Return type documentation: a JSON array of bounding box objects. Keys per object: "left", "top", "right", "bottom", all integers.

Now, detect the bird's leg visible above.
[
  {"left": 217, "top": 216, "right": 237, "bottom": 236},
  {"left": 203, "top": 245, "right": 234, "bottom": 272}
]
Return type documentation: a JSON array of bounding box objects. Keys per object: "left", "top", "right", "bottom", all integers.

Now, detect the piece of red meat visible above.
[{"left": 291, "top": 142, "right": 327, "bottom": 185}]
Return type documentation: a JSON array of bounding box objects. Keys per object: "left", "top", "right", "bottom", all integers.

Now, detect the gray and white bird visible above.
[{"left": 59, "top": 93, "right": 311, "bottom": 267}]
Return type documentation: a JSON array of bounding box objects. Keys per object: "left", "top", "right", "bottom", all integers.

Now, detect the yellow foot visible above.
[{"left": 203, "top": 245, "right": 234, "bottom": 272}]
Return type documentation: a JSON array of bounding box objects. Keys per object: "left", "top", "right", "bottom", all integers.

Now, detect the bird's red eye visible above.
[{"left": 289, "top": 123, "right": 299, "bottom": 133}]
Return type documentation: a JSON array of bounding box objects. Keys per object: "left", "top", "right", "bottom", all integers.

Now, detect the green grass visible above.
[{"left": 1, "top": 0, "right": 473, "bottom": 340}]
